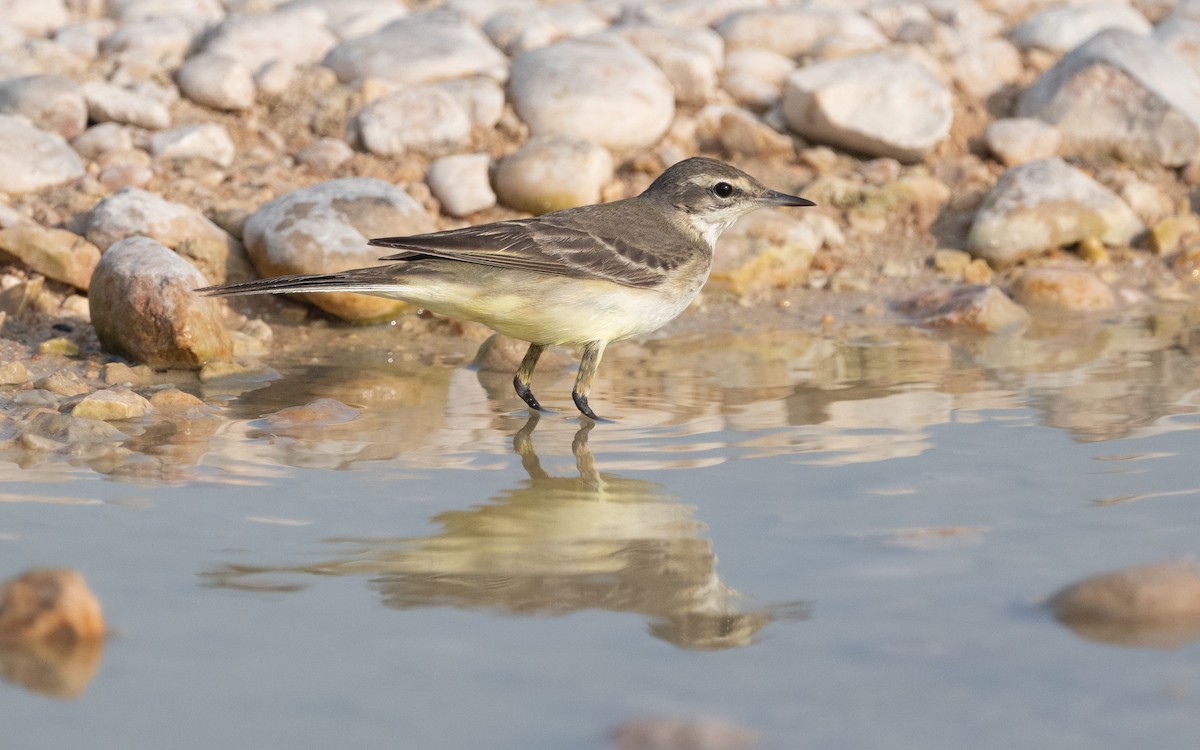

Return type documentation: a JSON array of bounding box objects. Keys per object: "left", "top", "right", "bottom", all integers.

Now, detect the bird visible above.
[{"left": 199, "top": 157, "right": 815, "bottom": 420}]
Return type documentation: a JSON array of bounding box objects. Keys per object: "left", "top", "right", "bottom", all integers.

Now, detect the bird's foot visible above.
[
  {"left": 513, "top": 378, "right": 549, "bottom": 413},
  {"left": 572, "top": 392, "right": 613, "bottom": 423}
]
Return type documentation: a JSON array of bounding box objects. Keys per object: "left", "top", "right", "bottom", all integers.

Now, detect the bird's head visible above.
[{"left": 644, "top": 157, "right": 815, "bottom": 247}]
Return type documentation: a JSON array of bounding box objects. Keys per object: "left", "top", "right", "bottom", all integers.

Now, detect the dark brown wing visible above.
[{"left": 368, "top": 205, "right": 688, "bottom": 289}]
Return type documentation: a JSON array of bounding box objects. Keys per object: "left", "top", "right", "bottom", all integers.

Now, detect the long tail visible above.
[{"left": 196, "top": 266, "right": 403, "bottom": 297}]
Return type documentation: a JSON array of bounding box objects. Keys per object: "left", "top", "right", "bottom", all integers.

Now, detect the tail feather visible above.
[{"left": 197, "top": 266, "right": 401, "bottom": 298}]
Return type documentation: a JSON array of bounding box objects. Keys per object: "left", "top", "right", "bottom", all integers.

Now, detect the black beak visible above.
[{"left": 762, "top": 189, "right": 816, "bottom": 207}]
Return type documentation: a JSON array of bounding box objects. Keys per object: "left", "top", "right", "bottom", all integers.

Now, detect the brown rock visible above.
[
  {"left": 89, "top": 237, "right": 232, "bottom": 369},
  {"left": 897, "top": 285, "right": 1030, "bottom": 333},
  {"left": 1011, "top": 266, "right": 1117, "bottom": 311},
  {"left": 1048, "top": 560, "right": 1200, "bottom": 648},
  {"left": 0, "top": 225, "right": 100, "bottom": 291}
]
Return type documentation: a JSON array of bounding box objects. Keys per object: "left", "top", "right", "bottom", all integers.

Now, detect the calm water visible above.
[{"left": 3, "top": 306, "right": 1200, "bottom": 749}]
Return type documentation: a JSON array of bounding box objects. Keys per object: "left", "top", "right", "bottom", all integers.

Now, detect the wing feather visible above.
[{"left": 369, "top": 210, "right": 680, "bottom": 289}]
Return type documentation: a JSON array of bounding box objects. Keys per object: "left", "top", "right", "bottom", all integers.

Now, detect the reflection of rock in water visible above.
[{"left": 206, "top": 416, "right": 806, "bottom": 650}]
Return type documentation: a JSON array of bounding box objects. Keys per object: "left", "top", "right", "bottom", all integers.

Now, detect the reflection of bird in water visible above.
[{"left": 206, "top": 415, "right": 807, "bottom": 650}]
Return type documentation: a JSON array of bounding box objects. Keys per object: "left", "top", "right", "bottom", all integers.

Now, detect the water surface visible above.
[{"left": 3, "top": 308, "right": 1200, "bottom": 749}]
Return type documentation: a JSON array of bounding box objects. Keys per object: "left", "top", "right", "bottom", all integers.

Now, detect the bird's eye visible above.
[{"left": 712, "top": 182, "right": 734, "bottom": 198}]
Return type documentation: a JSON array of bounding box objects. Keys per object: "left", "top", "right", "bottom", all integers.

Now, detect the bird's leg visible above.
[
  {"left": 572, "top": 341, "right": 608, "bottom": 421},
  {"left": 512, "top": 343, "right": 547, "bottom": 412}
]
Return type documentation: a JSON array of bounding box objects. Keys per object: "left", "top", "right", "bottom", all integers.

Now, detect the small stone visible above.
[
  {"left": 1011, "top": 4, "right": 1152, "bottom": 53},
  {"left": 1077, "top": 236, "right": 1109, "bottom": 264},
  {"left": 434, "top": 77, "right": 506, "bottom": 129},
  {"left": 72, "top": 388, "right": 152, "bottom": 420},
  {"left": 428, "top": 153, "right": 496, "bottom": 218},
  {"left": 89, "top": 236, "right": 232, "bottom": 369},
  {"left": 324, "top": 13, "right": 507, "bottom": 85},
  {"left": 148, "top": 388, "right": 204, "bottom": 408},
  {"left": 198, "top": 360, "right": 272, "bottom": 384},
  {"left": 202, "top": 7, "right": 337, "bottom": 71},
  {"left": 896, "top": 285, "right": 1030, "bottom": 333},
  {"left": 102, "top": 361, "right": 146, "bottom": 386},
  {"left": 54, "top": 19, "right": 116, "bottom": 59},
  {"left": 984, "top": 118, "right": 1061, "bottom": 167},
  {"left": 0, "top": 360, "right": 29, "bottom": 385},
  {"left": 0, "top": 568, "right": 105, "bottom": 645},
  {"left": 259, "top": 397, "right": 360, "bottom": 429},
  {"left": 150, "top": 123, "right": 236, "bottom": 167},
  {"left": 242, "top": 178, "right": 435, "bottom": 322},
  {"left": 717, "top": 6, "right": 887, "bottom": 59},
  {"left": 0, "top": 115, "right": 85, "bottom": 194},
  {"left": 858, "top": 157, "right": 901, "bottom": 186},
  {"left": 962, "top": 258, "right": 994, "bottom": 285},
  {"left": 953, "top": 38, "right": 1023, "bottom": 100},
  {"left": 508, "top": 36, "right": 674, "bottom": 154},
  {"left": 493, "top": 134, "right": 613, "bottom": 215},
  {"left": 0, "top": 0, "right": 67, "bottom": 37},
  {"left": 81, "top": 81, "right": 170, "bottom": 130},
  {"left": 0, "top": 74, "right": 87, "bottom": 140},
  {"left": 697, "top": 105, "right": 794, "bottom": 159},
  {"left": 102, "top": 16, "right": 199, "bottom": 68},
  {"left": 782, "top": 50, "right": 953, "bottom": 163},
  {"left": 721, "top": 48, "right": 794, "bottom": 111},
  {"left": 38, "top": 337, "right": 79, "bottom": 356},
  {"left": 37, "top": 369, "right": 88, "bottom": 397},
  {"left": 1048, "top": 560, "right": 1200, "bottom": 648},
  {"left": 483, "top": 4, "right": 608, "bottom": 56},
  {"left": 472, "top": 333, "right": 574, "bottom": 373},
  {"left": 0, "top": 275, "right": 43, "bottom": 317},
  {"left": 967, "top": 158, "right": 1144, "bottom": 267},
  {"left": 0, "top": 225, "right": 100, "bottom": 290},
  {"left": 354, "top": 85, "right": 472, "bottom": 157},
  {"left": 1117, "top": 179, "right": 1173, "bottom": 226},
  {"left": 175, "top": 52, "right": 256, "bottom": 112},
  {"left": 295, "top": 137, "right": 353, "bottom": 173},
  {"left": 1149, "top": 214, "right": 1200, "bottom": 255},
  {"left": 254, "top": 59, "right": 295, "bottom": 97},
  {"left": 1011, "top": 266, "right": 1117, "bottom": 311},
  {"left": 619, "top": 24, "right": 725, "bottom": 105},
  {"left": 933, "top": 248, "right": 971, "bottom": 277},
  {"left": 71, "top": 122, "right": 134, "bottom": 160}
]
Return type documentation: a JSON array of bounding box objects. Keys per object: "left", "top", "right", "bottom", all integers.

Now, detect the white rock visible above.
[
  {"left": 483, "top": 4, "right": 608, "bottom": 55},
  {"left": 1017, "top": 29, "right": 1200, "bottom": 166},
  {"left": 101, "top": 16, "right": 201, "bottom": 68},
  {"left": 282, "top": 0, "right": 408, "bottom": 40},
  {"left": 508, "top": 36, "right": 674, "bottom": 154},
  {"left": 355, "top": 85, "right": 472, "bottom": 157},
  {"left": 203, "top": 7, "right": 337, "bottom": 71},
  {"left": 86, "top": 187, "right": 239, "bottom": 255},
  {"left": 443, "top": 0, "right": 537, "bottom": 26},
  {"left": 254, "top": 59, "right": 295, "bottom": 96},
  {"left": 1011, "top": 4, "right": 1152, "bottom": 53},
  {"left": 967, "top": 158, "right": 1144, "bottom": 267},
  {"left": 176, "top": 52, "right": 256, "bottom": 111},
  {"left": 1155, "top": 16, "right": 1200, "bottom": 78},
  {"left": 295, "top": 137, "right": 353, "bottom": 173},
  {"left": 0, "top": 74, "right": 87, "bottom": 139},
  {"left": 717, "top": 6, "right": 887, "bottom": 59},
  {"left": 984, "top": 118, "right": 1061, "bottom": 167},
  {"left": 619, "top": 25, "right": 725, "bottom": 105},
  {"left": 783, "top": 51, "right": 953, "bottom": 162},
  {"left": 53, "top": 20, "right": 117, "bottom": 59},
  {"left": 108, "top": 0, "right": 225, "bottom": 23},
  {"left": 696, "top": 104, "right": 794, "bottom": 158},
  {"left": 0, "top": 0, "right": 67, "bottom": 36},
  {"left": 324, "top": 13, "right": 508, "bottom": 85},
  {"left": 71, "top": 122, "right": 134, "bottom": 160},
  {"left": 721, "top": 48, "right": 794, "bottom": 110},
  {"left": 954, "top": 38, "right": 1022, "bottom": 100},
  {"left": 427, "top": 153, "right": 496, "bottom": 217},
  {"left": 150, "top": 123, "right": 236, "bottom": 167},
  {"left": 81, "top": 81, "right": 171, "bottom": 130},
  {"left": 242, "top": 178, "right": 435, "bottom": 322},
  {"left": 493, "top": 134, "right": 613, "bottom": 215},
  {"left": 0, "top": 115, "right": 84, "bottom": 194},
  {"left": 622, "top": 0, "right": 771, "bottom": 28},
  {"left": 434, "top": 77, "right": 505, "bottom": 129}
]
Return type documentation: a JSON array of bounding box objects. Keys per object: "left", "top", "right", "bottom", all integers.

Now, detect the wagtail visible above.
[{"left": 200, "top": 157, "right": 815, "bottom": 419}]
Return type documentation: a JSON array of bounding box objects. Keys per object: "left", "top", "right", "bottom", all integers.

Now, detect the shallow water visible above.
[{"left": 3, "top": 306, "right": 1200, "bottom": 749}]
